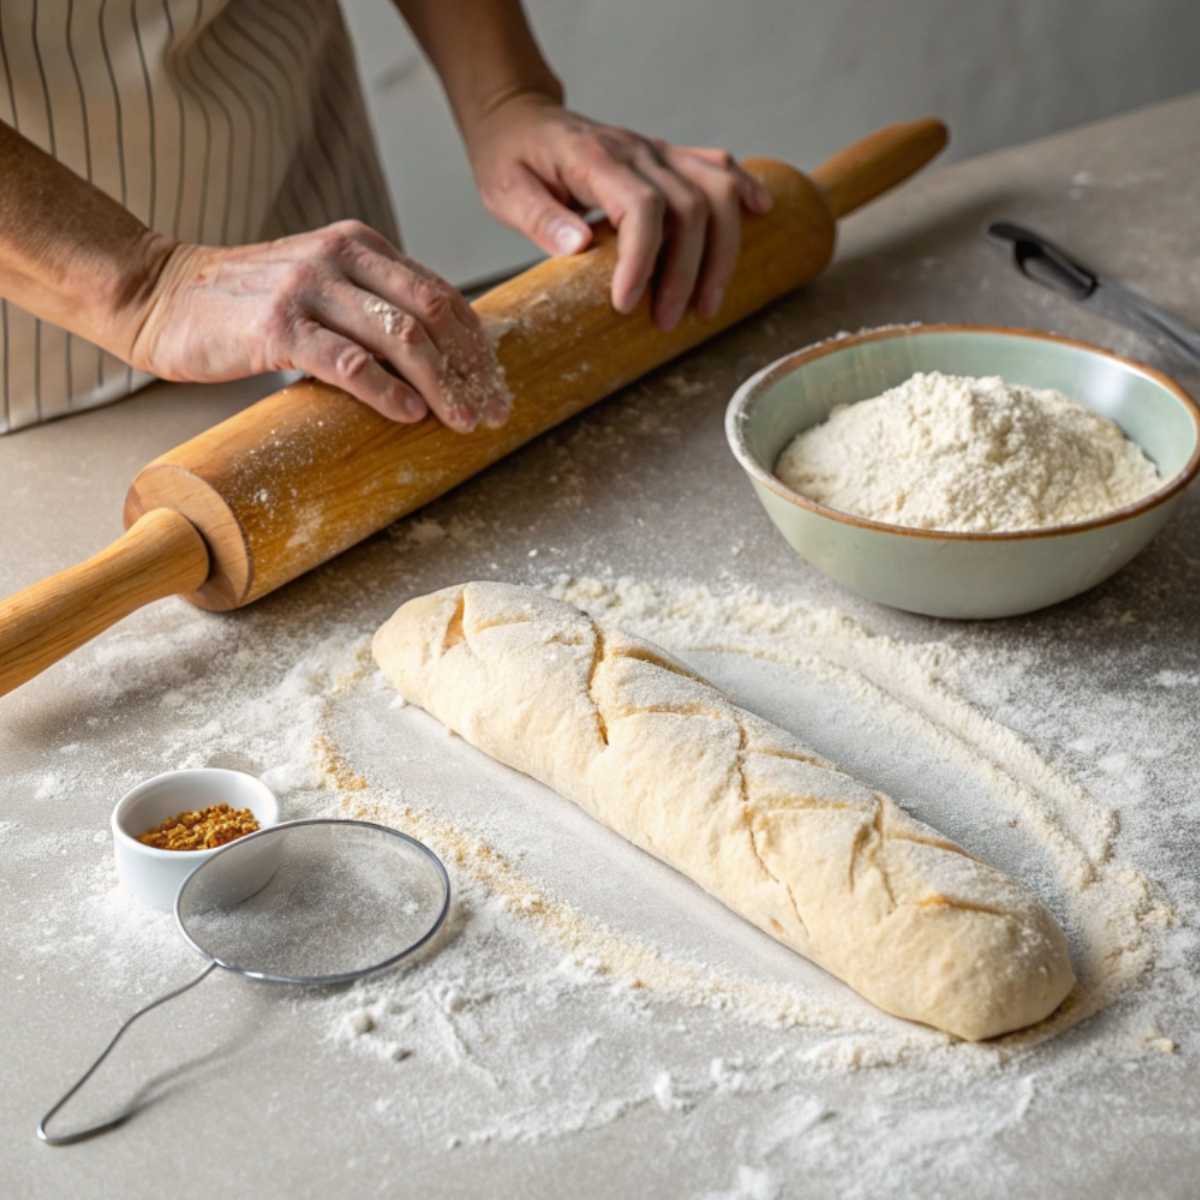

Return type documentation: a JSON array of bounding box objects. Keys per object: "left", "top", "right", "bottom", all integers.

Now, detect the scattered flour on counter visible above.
[
  {"left": 775, "top": 371, "right": 1161, "bottom": 532},
  {"left": 278, "top": 571, "right": 1190, "bottom": 1184},
  {"left": 652, "top": 1071, "right": 682, "bottom": 1112},
  {"left": 700, "top": 1163, "right": 782, "bottom": 1200},
  {"left": 7, "top": 573, "right": 1196, "bottom": 1197},
  {"left": 406, "top": 517, "right": 449, "bottom": 547},
  {"left": 33, "top": 772, "right": 64, "bottom": 801},
  {"left": 1155, "top": 669, "right": 1199, "bottom": 688}
]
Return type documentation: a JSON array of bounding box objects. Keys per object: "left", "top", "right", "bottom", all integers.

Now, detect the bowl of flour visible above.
[{"left": 726, "top": 324, "right": 1200, "bottom": 618}]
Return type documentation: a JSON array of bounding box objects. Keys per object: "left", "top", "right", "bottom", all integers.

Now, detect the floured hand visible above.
[{"left": 127, "top": 221, "right": 511, "bottom": 432}]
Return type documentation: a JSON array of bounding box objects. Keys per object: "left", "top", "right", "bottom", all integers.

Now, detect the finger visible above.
[
  {"left": 324, "top": 220, "right": 487, "bottom": 366},
  {"left": 573, "top": 158, "right": 666, "bottom": 314},
  {"left": 634, "top": 149, "right": 709, "bottom": 331},
  {"left": 347, "top": 248, "right": 479, "bottom": 368},
  {"left": 311, "top": 283, "right": 479, "bottom": 433},
  {"left": 396, "top": 258, "right": 512, "bottom": 428},
  {"left": 346, "top": 249, "right": 509, "bottom": 428},
  {"left": 480, "top": 161, "right": 593, "bottom": 257},
  {"left": 291, "top": 320, "right": 429, "bottom": 424},
  {"left": 679, "top": 146, "right": 773, "bottom": 213},
  {"left": 667, "top": 151, "right": 743, "bottom": 319},
  {"left": 393, "top": 254, "right": 486, "bottom": 345}
]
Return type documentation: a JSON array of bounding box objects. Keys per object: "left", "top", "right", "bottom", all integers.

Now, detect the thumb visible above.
[{"left": 486, "top": 163, "right": 593, "bottom": 257}]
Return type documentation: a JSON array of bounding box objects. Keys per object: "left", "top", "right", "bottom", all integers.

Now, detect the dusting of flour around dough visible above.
[
  {"left": 313, "top": 576, "right": 1171, "bottom": 1055},
  {"left": 546, "top": 576, "right": 1170, "bottom": 1036},
  {"left": 293, "top": 572, "right": 1188, "bottom": 1173},
  {"left": 11, "top": 575, "right": 1189, "bottom": 1191},
  {"left": 775, "top": 371, "right": 1160, "bottom": 532}
]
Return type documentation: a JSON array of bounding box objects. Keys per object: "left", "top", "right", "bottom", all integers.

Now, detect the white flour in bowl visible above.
[{"left": 774, "top": 371, "right": 1161, "bottom": 533}]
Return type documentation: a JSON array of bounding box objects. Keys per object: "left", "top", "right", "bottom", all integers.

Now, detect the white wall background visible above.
[{"left": 342, "top": 1, "right": 1200, "bottom": 286}]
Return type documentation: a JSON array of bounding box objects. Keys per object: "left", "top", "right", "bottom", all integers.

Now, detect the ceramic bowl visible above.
[
  {"left": 111, "top": 768, "right": 280, "bottom": 911},
  {"left": 725, "top": 324, "right": 1200, "bottom": 618}
]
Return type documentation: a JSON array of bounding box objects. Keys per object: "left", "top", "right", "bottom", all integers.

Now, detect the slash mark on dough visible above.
[
  {"left": 588, "top": 626, "right": 609, "bottom": 746},
  {"left": 442, "top": 592, "right": 466, "bottom": 652},
  {"left": 735, "top": 718, "right": 809, "bottom": 940}
]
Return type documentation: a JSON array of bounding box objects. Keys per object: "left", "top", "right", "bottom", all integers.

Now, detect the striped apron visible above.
[{"left": 0, "top": 0, "right": 398, "bottom": 433}]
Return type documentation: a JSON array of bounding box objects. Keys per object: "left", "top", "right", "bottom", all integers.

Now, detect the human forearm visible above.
[
  {"left": 0, "top": 120, "right": 506, "bottom": 431},
  {"left": 0, "top": 120, "right": 172, "bottom": 360},
  {"left": 394, "top": 0, "right": 562, "bottom": 140}
]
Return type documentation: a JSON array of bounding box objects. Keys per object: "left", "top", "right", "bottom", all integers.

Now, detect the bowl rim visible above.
[
  {"left": 725, "top": 322, "right": 1200, "bottom": 542},
  {"left": 111, "top": 766, "right": 280, "bottom": 860}
]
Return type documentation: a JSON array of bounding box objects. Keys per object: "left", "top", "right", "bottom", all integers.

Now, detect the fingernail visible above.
[
  {"left": 614, "top": 283, "right": 644, "bottom": 316},
  {"left": 701, "top": 286, "right": 725, "bottom": 319},
  {"left": 551, "top": 219, "right": 587, "bottom": 255},
  {"left": 404, "top": 394, "right": 427, "bottom": 421},
  {"left": 482, "top": 399, "right": 511, "bottom": 430},
  {"left": 454, "top": 403, "right": 479, "bottom": 432}
]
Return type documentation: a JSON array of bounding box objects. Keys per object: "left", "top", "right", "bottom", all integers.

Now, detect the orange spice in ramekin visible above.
[{"left": 137, "top": 804, "right": 259, "bottom": 852}]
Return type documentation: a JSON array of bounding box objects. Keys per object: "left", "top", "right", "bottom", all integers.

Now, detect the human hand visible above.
[
  {"left": 126, "top": 221, "right": 510, "bottom": 431},
  {"left": 465, "top": 95, "right": 773, "bottom": 331}
]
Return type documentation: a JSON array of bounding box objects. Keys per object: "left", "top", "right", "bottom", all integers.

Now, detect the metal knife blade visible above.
[{"left": 987, "top": 221, "right": 1200, "bottom": 366}]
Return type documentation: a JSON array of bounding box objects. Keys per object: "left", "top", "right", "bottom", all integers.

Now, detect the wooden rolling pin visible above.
[{"left": 0, "top": 118, "right": 947, "bottom": 697}]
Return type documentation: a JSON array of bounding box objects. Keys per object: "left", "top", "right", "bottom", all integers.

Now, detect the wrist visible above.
[
  {"left": 96, "top": 230, "right": 183, "bottom": 367},
  {"left": 459, "top": 74, "right": 565, "bottom": 152}
]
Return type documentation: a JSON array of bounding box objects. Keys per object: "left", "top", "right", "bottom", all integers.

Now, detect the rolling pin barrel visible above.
[
  {"left": 0, "top": 118, "right": 947, "bottom": 696},
  {"left": 124, "top": 157, "right": 839, "bottom": 611}
]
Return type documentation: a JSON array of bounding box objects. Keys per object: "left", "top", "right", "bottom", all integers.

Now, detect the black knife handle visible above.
[{"left": 987, "top": 221, "right": 1097, "bottom": 301}]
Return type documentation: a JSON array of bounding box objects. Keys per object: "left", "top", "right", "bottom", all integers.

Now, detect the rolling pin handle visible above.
[
  {"left": 0, "top": 508, "right": 210, "bottom": 699},
  {"left": 810, "top": 117, "right": 949, "bottom": 220}
]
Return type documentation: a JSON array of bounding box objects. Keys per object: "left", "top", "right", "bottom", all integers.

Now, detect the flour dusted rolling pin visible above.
[{"left": 0, "top": 118, "right": 947, "bottom": 696}]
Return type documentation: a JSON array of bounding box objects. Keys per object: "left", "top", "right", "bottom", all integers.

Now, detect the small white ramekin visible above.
[{"left": 111, "top": 768, "right": 280, "bottom": 911}]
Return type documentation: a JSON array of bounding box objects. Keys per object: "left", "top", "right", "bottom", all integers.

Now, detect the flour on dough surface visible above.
[{"left": 372, "top": 581, "right": 1074, "bottom": 1041}]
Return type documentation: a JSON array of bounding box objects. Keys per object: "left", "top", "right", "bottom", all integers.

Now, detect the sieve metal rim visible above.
[{"left": 172, "top": 817, "right": 452, "bottom": 986}]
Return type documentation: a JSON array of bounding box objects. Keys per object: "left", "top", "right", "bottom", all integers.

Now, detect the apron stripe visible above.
[{"left": 1, "top": 0, "right": 395, "bottom": 433}]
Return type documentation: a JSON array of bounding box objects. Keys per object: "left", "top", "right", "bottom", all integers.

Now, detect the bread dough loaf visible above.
[{"left": 373, "top": 582, "right": 1074, "bottom": 1040}]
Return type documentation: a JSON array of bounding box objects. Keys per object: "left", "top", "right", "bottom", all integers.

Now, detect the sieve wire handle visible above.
[{"left": 36, "top": 962, "right": 217, "bottom": 1146}]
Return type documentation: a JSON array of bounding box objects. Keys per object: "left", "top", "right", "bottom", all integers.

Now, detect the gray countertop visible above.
[{"left": 3, "top": 95, "right": 1199, "bottom": 1199}]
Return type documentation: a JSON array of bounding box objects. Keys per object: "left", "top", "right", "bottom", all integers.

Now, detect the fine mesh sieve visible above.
[{"left": 37, "top": 819, "right": 450, "bottom": 1145}]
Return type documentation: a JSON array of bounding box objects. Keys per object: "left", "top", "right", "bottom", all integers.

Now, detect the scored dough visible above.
[{"left": 372, "top": 582, "right": 1074, "bottom": 1040}]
